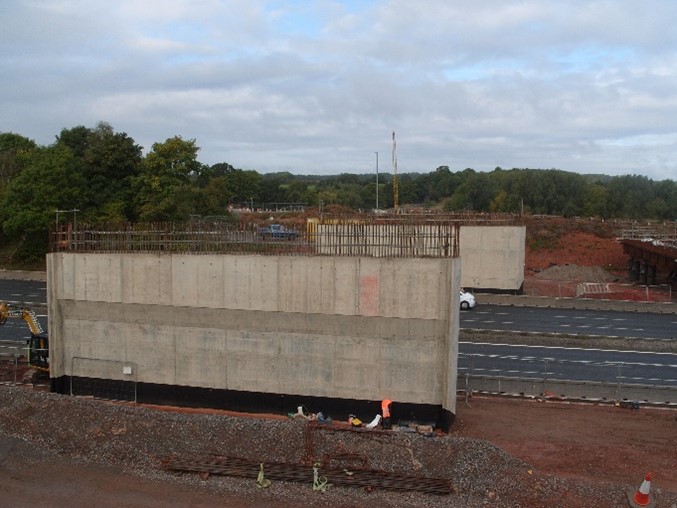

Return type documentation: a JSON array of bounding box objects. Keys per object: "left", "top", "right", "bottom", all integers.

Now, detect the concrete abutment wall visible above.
[
  {"left": 47, "top": 253, "right": 461, "bottom": 428},
  {"left": 459, "top": 225, "right": 526, "bottom": 291}
]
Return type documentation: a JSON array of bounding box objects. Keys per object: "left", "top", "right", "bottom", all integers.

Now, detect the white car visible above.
[{"left": 460, "top": 290, "right": 476, "bottom": 310}]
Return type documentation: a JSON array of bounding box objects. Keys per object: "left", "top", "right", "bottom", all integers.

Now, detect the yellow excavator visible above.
[{"left": 0, "top": 302, "right": 49, "bottom": 373}]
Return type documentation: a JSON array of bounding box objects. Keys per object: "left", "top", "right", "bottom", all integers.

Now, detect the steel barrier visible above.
[
  {"left": 0, "top": 344, "right": 25, "bottom": 386},
  {"left": 457, "top": 353, "right": 677, "bottom": 406}
]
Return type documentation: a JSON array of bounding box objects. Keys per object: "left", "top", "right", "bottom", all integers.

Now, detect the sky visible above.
[{"left": 2, "top": 0, "right": 677, "bottom": 181}]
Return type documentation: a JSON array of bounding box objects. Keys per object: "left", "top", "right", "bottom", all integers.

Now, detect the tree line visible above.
[{"left": 1, "top": 123, "right": 675, "bottom": 261}]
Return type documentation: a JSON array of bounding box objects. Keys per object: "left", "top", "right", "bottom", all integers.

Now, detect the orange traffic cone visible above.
[{"left": 627, "top": 473, "right": 654, "bottom": 507}]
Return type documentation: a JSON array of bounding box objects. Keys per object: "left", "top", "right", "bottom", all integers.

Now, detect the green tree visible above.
[
  {"left": 652, "top": 179, "right": 677, "bottom": 220},
  {"left": 582, "top": 183, "right": 609, "bottom": 218},
  {"left": 0, "top": 145, "right": 85, "bottom": 260},
  {"left": 53, "top": 123, "right": 143, "bottom": 221},
  {"left": 443, "top": 170, "right": 496, "bottom": 211},
  {"left": 398, "top": 174, "right": 419, "bottom": 206},
  {"left": 606, "top": 175, "right": 653, "bottom": 219},
  {"left": 133, "top": 136, "right": 206, "bottom": 221},
  {"left": 0, "top": 133, "right": 37, "bottom": 200},
  {"left": 55, "top": 125, "right": 91, "bottom": 157},
  {"left": 144, "top": 136, "right": 205, "bottom": 181}
]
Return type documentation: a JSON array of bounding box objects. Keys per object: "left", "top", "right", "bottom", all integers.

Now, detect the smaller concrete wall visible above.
[{"left": 459, "top": 225, "right": 525, "bottom": 291}]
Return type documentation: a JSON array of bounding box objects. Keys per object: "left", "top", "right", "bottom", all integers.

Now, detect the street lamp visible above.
[{"left": 375, "top": 151, "right": 379, "bottom": 211}]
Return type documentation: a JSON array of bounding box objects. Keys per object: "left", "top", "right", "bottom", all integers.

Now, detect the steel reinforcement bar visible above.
[
  {"left": 50, "top": 220, "right": 461, "bottom": 258},
  {"left": 161, "top": 454, "right": 452, "bottom": 495}
]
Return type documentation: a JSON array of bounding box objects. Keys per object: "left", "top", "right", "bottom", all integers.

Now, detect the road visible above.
[
  {"left": 460, "top": 304, "right": 676, "bottom": 339},
  {"left": 0, "top": 278, "right": 46, "bottom": 306},
  {"left": 0, "top": 279, "right": 47, "bottom": 347},
  {"left": 459, "top": 341, "right": 677, "bottom": 388}
]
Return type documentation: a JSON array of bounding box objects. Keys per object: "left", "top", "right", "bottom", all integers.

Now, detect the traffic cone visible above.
[{"left": 627, "top": 473, "right": 654, "bottom": 507}]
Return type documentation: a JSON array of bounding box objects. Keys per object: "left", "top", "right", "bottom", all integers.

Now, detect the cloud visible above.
[{"left": 1, "top": 0, "right": 676, "bottom": 180}]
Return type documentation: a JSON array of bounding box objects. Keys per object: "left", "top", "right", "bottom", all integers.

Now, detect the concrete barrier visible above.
[{"left": 475, "top": 293, "right": 676, "bottom": 314}]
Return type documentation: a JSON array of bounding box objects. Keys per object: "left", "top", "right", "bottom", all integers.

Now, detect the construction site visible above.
[
  {"left": 44, "top": 215, "right": 527, "bottom": 429},
  {"left": 0, "top": 213, "right": 676, "bottom": 507}
]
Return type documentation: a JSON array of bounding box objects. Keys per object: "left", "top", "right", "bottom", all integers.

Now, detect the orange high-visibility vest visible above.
[{"left": 381, "top": 399, "right": 392, "bottom": 418}]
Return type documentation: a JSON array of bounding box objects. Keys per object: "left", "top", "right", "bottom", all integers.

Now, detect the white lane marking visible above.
[
  {"left": 459, "top": 341, "right": 677, "bottom": 357},
  {"left": 612, "top": 318, "right": 627, "bottom": 321},
  {"left": 501, "top": 321, "right": 514, "bottom": 324}
]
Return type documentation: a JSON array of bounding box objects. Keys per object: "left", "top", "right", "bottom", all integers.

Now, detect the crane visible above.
[{"left": 392, "top": 131, "right": 399, "bottom": 210}]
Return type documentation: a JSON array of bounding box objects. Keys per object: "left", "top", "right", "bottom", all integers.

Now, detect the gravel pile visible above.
[
  {"left": 535, "top": 264, "right": 618, "bottom": 282},
  {"left": 0, "top": 385, "right": 649, "bottom": 507}
]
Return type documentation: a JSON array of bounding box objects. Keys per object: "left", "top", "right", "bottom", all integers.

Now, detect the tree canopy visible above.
[{"left": 1, "top": 123, "right": 675, "bottom": 264}]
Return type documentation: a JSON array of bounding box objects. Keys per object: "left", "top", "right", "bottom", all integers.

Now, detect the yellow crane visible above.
[{"left": 392, "top": 131, "right": 399, "bottom": 210}]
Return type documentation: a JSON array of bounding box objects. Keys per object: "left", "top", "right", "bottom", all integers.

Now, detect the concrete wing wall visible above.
[
  {"left": 47, "top": 253, "right": 460, "bottom": 413},
  {"left": 459, "top": 225, "right": 525, "bottom": 291}
]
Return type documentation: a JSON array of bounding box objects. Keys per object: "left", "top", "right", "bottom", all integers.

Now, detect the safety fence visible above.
[
  {"left": 0, "top": 345, "right": 24, "bottom": 386},
  {"left": 457, "top": 353, "right": 677, "bottom": 406},
  {"left": 70, "top": 357, "right": 137, "bottom": 402},
  {"left": 50, "top": 220, "right": 460, "bottom": 258},
  {"left": 524, "top": 278, "right": 674, "bottom": 302},
  {"left": 618, "top": 222, "right": 677, "bottom": 246}
]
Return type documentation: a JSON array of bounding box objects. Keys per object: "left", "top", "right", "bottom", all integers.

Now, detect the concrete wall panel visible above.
[
  {"left": 121, "top": 255, "right": 173, "bottom": 305},
  {"left": 333, "top": 259, "right": 357, "bottom": 315},
  {"left": 48, "top": 252, "right": 460, "bottom": 417},
  {"left": 459, "top": 225, "right": 525, "bottom": 290}
]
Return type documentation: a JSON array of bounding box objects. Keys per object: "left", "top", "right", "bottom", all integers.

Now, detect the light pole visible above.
[{"left": 375, "top": 151, "right": 379, "bottom": 211}]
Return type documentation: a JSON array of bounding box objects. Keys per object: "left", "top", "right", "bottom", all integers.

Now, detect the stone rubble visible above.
[{"left": 1, "top": 385, "right": 667, "bottom": 507}]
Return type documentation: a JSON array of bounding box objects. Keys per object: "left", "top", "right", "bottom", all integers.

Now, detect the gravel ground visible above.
[
  {"left": 534, "top": 264, "right": 619, "bottom": 282},
  {"left": 0, "top": 258, "right": 673, "bottom": 506},
  {"left": 1, "top": 385, "right": 673, "bottom": 507}
]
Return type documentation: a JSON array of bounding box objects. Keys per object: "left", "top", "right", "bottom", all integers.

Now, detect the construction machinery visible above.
[{"left": 0, "top": 302, "right": 49, "bottom": 372}]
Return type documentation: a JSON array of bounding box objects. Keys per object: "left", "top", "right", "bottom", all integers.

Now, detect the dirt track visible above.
[{"left": 454, "top": 396, "right": 677, "bottom": 492}]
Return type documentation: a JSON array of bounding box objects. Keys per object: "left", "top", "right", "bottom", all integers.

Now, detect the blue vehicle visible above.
[{"left": 259, "top": 224, "right": 299, "bottom": 240}]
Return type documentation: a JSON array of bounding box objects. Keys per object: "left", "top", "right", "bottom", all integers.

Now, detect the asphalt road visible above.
[
  {"left": 459, "top": 342, "right": 677, "bottom": 388},
  {"left": 0, "top": 279, "right": 46, "bottom": 306},
  {"left": 0, "top": 279, "right": 48, "bottom": 346},
  {"left": 457, "top": 304, "right": 676, "bottom": 391},
  {"left": 460, "top": 304, "right": 677, "bottom": 340}
]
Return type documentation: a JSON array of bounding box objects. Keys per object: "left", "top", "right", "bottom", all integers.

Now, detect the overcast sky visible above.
[{"left": 2, "top": 1, "right": 676, "bottom": 180}]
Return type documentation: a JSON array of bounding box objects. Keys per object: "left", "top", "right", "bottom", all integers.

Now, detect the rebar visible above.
[
  {"left": 49, "top": 219, "right": 463, "bottom": 258},
  {"left": 161, "top": 454, "right": 452, "bottom": 495}
]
